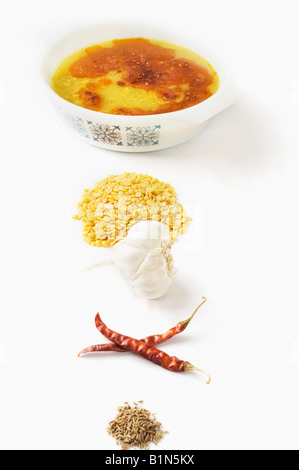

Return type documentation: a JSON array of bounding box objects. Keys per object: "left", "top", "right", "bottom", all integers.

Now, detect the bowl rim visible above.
[{"left": 41, "top": 21, "right": 236, "bottom": 122}]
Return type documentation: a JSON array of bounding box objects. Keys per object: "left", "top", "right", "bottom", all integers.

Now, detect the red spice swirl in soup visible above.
[{"left": 51, "top": 38, "right": 219, "bottom": 116}]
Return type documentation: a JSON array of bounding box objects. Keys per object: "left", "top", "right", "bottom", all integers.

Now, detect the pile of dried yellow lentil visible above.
[{"left": 73, "top": 173, "right": 191, "bottom": 247}]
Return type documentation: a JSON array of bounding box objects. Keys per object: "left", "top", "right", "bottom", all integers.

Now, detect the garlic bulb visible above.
[
  {"left": 86, "top": 221, "right": 176, "bottom": 300},
  {"left": 112, "top": 221, "right": 175, "bottom": 300},
  {"left": 132, "top": 248, "right": 174, "bottom": 299}
]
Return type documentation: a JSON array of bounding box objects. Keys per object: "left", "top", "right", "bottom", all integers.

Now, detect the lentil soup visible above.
[{"left": 51, "top": 38, "right": 219, "bottom": 116}]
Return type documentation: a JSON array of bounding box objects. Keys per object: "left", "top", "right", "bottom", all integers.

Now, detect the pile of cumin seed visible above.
[{"left": 107, "top": 401, "right": 168, "bottom": 450}]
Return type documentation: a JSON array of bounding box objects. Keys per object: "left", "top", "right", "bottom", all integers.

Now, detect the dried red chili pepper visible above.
[
  {"left": 94, "top": 312, "right": 211, "bottom": 384},
  {"left": 78, "top": 298, "right": 207, "bottom": 356}
]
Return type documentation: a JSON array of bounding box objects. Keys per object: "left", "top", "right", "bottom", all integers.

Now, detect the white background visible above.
[{"left": 0, "top": 0, "right": 298, "bottom": 451}]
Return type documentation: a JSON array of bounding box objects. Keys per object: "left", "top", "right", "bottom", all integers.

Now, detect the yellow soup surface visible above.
[{"left": 51, "top": 38, "right": 219, "bottom": 116}]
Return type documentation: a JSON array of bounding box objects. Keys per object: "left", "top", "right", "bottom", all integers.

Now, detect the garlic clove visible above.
[
  {"left": 125, "top": 221, "right": 171, "bottom": 252},
  {"left": 112, "top": 241, "right": 145, "bottom": 278},
  {"left": 132, "top": 249, "right": 173, "bottom": 300}
]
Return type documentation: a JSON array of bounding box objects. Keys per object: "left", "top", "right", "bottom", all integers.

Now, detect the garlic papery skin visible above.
[
  {"left": 112, "top": 241, "right": 145, "bottom": 278},
  {"left": 112, "top": 221, "right": 175, "bottom": 300},
  {"left": 132, "top": 247, "right": 174, "bottom": 300},
  {"left": 124, "top": 221, "right": 171, "bottom": 251}
]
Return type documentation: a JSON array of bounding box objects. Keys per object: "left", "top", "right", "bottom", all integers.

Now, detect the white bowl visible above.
[{"left": 41, "top": 23, "right": 239, "bottom": 153}]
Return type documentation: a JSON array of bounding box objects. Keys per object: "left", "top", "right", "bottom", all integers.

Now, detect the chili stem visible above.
[
  {"left": 184, "top": 362, "right": 211, "bottom": 384},
  {"left": 180, "top": 297, "right": 207, "bottom": 329}
]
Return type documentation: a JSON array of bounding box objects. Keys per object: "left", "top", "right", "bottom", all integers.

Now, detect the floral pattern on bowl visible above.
[
  {"left": 87, "top": 122, "right": 123, "bottom": 146},
  {"left": 126, "top": 125, "right": 161, "bottom": 147}
]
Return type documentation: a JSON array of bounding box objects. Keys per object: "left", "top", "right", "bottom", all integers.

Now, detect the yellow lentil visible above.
[{"left": 74, "top": 173, "right": 192, "bottom": 247}]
